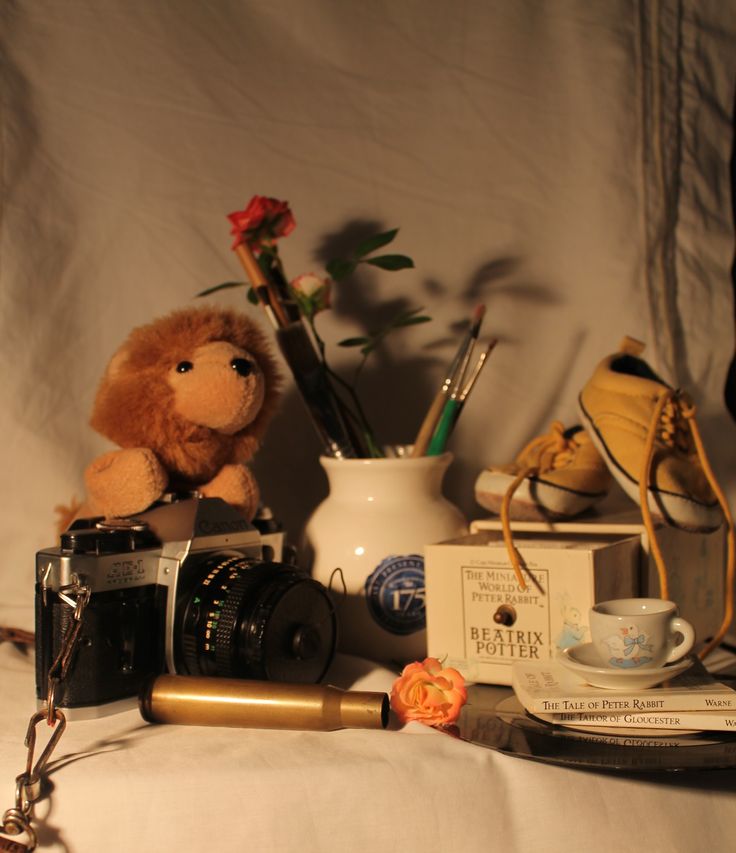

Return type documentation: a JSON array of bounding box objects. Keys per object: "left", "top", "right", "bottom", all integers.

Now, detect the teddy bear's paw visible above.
[
  {"left": 85, "top": 448, "right": 168, "bottom": 518},
  {"left": 199, "top": 464, "right": 259, "bottom": 520}
]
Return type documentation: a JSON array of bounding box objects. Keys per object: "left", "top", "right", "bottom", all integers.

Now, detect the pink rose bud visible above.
[
  {"left": 390, "top": 657, "right": 467, "bottom": 727},
  {"left": 290, "top": 273, "right": 332, "bottom": 314}
]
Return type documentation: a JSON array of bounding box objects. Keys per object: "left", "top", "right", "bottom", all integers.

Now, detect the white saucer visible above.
[{"left": 558, "top": 642, "right": 693, "bottom": 690}]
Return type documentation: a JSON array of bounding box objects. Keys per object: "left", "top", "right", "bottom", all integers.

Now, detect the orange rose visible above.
[{"left": 390, "top": 657, "right": 467, "bottom": 727}]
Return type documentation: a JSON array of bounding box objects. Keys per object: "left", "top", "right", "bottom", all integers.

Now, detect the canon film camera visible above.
[{"left": 35, "top": 496, "right": 337, "bottom": 717}]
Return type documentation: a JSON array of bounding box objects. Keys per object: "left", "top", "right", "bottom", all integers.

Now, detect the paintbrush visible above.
[
  {"left": 426, "top": 338, "right": 497, "bottom": 455},
  {"left": 233, "top": 240, "right": 363, "bottom": 458},
  {"left": 274, "top": 322, "right": 364, "bottom": 457},
  {"left": 234, "top": 243, "right": 284, "bottom": 328},
  {"left": 410, "top": 305, "right": 485, "bottom": 457}
]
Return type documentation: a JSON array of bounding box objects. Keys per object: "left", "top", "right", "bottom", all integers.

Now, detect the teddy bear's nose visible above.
[{"left": 231, "top": 358, "right": 254, "bottom": 377}]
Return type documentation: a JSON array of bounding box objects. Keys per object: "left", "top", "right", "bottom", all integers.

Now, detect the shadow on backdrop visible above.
[{"left": 254, "top": 220, "right": 565, "bottom": 551}]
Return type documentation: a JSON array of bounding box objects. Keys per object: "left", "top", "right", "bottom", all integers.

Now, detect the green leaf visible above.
[
  {"left": 326, "top": 258, "right": 357, "bottom": 282},
  {"left": 385, "top": 307, "right": 430, "bottom": 328},
  {"left": 196, "top": 281, "right": 246, "bottom": 297},
  {"left": 338, "top": 336, "right": 371, "bottom": 348},
  {"left": 247, "top": 286, "right": 260, "bottom": 305},
  {"left": 362, "top": 254, "right": 415, "bottom": 272},
  {"left": 354, "top": 229, "right": 399, "bottom": 258},
  {"left": 390, "top": 306, "right": 423, "bottom": 322},
  {"left": 392, "top": 314, "right": 431, "bottom": 328}
]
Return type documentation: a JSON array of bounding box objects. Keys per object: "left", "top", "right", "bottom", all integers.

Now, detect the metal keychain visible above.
[{"left": 0, "top": 578, "right": 90, "bottom": 852}]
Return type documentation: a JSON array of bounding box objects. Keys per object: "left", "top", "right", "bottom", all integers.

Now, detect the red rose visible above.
[{"left": 228, "top": 195, "right": 296, "bottom": 251}]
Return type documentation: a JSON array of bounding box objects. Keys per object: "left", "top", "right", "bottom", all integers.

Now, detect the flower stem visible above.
[
  {"left": 327, "top": 366, "right": 384, "bottom": 457},
  {"left": 307, "top": 317, "right": 383, "bottom": 457}
]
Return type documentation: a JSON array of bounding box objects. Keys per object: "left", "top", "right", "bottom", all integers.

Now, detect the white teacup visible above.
[{"left": 589, "top": 599, "right": 695, "bottom": 670}]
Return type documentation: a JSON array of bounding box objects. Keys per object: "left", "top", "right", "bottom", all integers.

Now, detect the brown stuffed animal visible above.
[{"left": 80, "top": 306, "right": 281, "bottom": 521}]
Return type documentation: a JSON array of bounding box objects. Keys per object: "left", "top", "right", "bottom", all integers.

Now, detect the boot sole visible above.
[{"left": 475, "top": 470, "right": 606, "bottom": 520}]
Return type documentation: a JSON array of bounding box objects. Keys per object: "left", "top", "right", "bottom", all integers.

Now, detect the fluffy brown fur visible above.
[
  {"left": 90, "top": 306, "right": 281, "bottom": 485},
  {"left": 63, "top": 305, "right": 282, "bottom": 523}
]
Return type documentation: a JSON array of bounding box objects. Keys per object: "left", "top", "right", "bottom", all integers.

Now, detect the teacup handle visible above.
[{"left": 666, "top": 616, "right": 695, "bottom": 663}]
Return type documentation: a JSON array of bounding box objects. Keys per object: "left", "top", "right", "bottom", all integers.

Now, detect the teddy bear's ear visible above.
[{"left": 104, "top": 345, "right": 131, "bottom": 381}]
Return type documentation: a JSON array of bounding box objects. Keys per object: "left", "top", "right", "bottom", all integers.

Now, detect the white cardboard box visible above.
[
  {"left": 425, "top": 509, "right": 726, "bottom": 685},
  {"left": 470, "top": 509, "right": 726, "bottom": 648}
]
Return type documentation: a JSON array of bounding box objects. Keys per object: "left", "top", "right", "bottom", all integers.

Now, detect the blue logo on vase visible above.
[{"left": 364, "top": 554, "right": 426, "bottom": 635}]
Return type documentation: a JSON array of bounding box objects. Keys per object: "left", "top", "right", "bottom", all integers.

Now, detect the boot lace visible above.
[
  {"left": 640, "top": 391, "right": 735, "bottom": 660},
  {"left": 500, "top": 421, "right": 582, "bottom": 591}
]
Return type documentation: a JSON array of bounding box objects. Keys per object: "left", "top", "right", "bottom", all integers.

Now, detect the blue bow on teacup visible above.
[{"left": 623, "top": 634, "right": 653, "bottom": 655}]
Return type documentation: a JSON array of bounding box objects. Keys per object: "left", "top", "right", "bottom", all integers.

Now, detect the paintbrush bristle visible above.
[{"left": 470, "top": 304, "right": 486, "bottom": 336}]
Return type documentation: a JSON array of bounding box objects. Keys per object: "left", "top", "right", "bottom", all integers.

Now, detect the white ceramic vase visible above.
[{"left": 304, "top": 452, "right": 468, "bottom": 665}]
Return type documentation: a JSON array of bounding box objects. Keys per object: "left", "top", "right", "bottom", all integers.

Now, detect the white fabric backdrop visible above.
[
  {"left": 2, "top": 0, "right": 735, "bottom": 625},
  {"left": 1, "top": 3, "right": 736, "bottom": 850}
]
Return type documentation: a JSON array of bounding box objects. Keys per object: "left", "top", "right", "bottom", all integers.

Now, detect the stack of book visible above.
[{"left": 511, "top": 657, "right": 736, "bottom": 733}]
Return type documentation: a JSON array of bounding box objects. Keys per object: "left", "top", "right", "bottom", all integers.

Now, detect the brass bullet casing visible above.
[{"left": 139, "top": 675, "right": 389, "bottom": 731}]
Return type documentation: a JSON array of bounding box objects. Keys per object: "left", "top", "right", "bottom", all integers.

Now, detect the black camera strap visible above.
[{"left": 0, "top": 579, "right": 90, "bottom": 852}]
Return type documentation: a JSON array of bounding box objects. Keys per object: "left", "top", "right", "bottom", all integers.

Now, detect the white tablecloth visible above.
[{"left": 1, "top": 642, "right": 735, "bottom": 853}]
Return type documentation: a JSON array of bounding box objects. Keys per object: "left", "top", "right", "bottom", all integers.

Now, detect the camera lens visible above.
[{"left": 177, "top": 554, "right": 337, "bottom": 683}]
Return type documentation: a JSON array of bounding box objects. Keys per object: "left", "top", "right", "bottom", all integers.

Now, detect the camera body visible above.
[{"left": 35, "top": 496, "right": 337, "bottom": 717}]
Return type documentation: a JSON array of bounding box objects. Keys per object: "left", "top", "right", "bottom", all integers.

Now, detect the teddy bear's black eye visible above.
[
  {"left": 176, "top": 361, "right": 194, "bottom": 373},
  {"left": 231, "top": 358, "right": 254, "bottom": 377}
]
